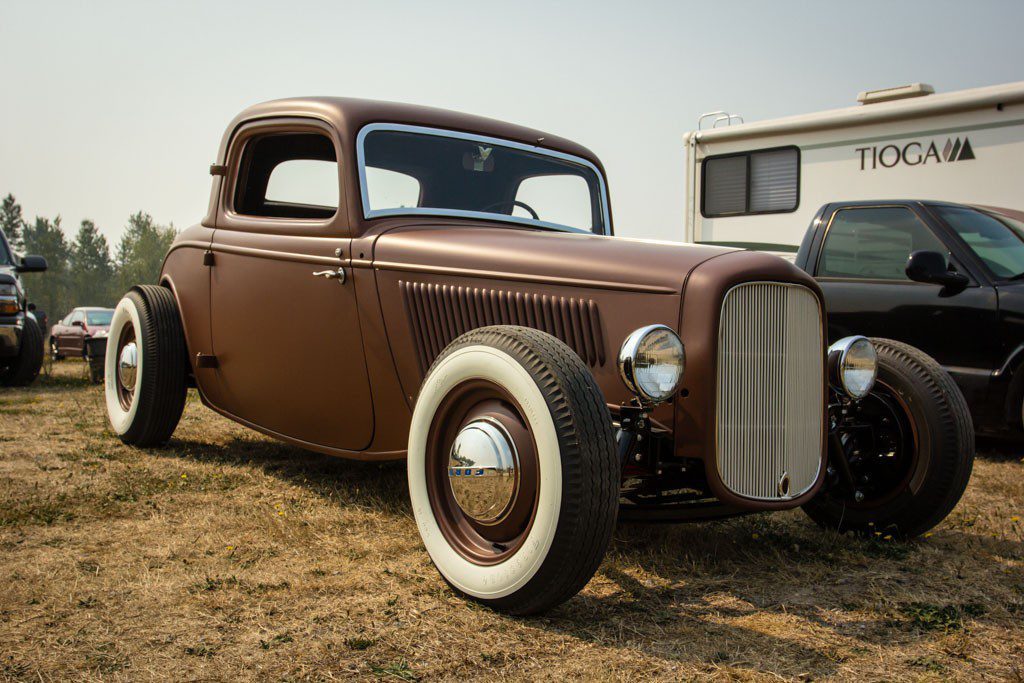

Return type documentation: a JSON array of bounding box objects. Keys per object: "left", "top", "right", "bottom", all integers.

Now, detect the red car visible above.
[{"left": 50, "top": 307, "right": 113, "bottom": 360}]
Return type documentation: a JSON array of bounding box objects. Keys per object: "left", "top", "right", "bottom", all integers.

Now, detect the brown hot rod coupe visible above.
[{"left": 103, "top": 98, "right": 974, "bottom": 615}]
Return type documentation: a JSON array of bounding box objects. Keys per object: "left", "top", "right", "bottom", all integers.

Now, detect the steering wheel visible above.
[{"left": 480, "top": 200, "right": 539, "bottom": 221}]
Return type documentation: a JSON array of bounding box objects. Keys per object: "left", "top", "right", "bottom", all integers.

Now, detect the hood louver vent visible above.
[{"left": 400, "top": 281, "right": 606, "bottom": 374}]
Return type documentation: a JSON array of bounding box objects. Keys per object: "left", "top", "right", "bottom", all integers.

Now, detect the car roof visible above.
[
  {"left": 221, "top": 97, "right": 605, "bottom": 174},
  {"left": 823, "top": 199, "right": 1022, "bottom": 213}
]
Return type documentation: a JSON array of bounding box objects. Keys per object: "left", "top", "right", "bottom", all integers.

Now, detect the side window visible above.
[
  {"left": 513, "top": 174, "right": 592, "bottom": 231},
  {"left": 234, "top": 132, "right": 338, "bottom": 219},
  {"left": 818, "top": 207, "right": 948, "bottom": 280},
  {"left": 69, "top": 311, "right": 84, "bottom": 324},
  {"left": 702, "top": 147, "right": 799, "bottom": 217}
]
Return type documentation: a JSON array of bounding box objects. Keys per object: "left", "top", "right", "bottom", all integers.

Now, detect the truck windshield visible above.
[
  {"left": 933, "top": 205, "right": 1024, "bottom": 280},
  {"left": 358, "top": 125, "right": 609, "bottom": 234},
  {"left": 0, "top": 234, "right": 12, "bottom": 266}
]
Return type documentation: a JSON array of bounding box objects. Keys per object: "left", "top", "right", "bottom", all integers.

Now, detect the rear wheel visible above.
[
  {"left": 408, "top": 326, "right": 619, "bottom": 615},
  {"left": 804, "top": 338, "right": 974, "bottom": 539},
  {"left": 1, "top": 315, "right": 43, "bottom": 387},
  {"left": 104, "top": 285, "right": 187, "bottom": 446}
]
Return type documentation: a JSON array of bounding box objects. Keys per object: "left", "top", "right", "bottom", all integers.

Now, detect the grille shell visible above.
[{"left": 715, "top": 282, "right": 825, "bottom": 501}]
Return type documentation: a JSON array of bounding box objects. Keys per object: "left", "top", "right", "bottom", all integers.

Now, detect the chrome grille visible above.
[{"left": 716, "top": 282, "right": 824, "bottom": 501}]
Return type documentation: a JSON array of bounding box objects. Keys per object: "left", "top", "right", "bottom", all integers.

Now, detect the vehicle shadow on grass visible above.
[
  {"left": 535, "top": 518, "right": 1022, "bottom": 675},
  {"left": 157, "top": 436, "right": 412, "bottom": 515}
]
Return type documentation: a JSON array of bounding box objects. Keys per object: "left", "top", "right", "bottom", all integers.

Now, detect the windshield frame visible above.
[{"left": 355, "top": 123, "right": 611, "bottom": 236}]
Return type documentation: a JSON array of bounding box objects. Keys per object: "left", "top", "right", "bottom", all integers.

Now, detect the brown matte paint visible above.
[{"left": 163, "top": 97, "right": 829, "bottom": 511}]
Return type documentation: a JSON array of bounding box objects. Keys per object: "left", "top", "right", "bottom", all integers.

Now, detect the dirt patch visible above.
[{"left": 1, "top": 361, "right": 1022, "bottom": 681}]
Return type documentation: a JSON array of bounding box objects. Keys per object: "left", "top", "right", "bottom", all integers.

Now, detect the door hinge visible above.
[
  {"left": 203, "top": 250, "right": 215, "bottom": 266},
  {"left": 196, "top": 353, "right": 219, "bottom": 369},
  {"left": 209, "top": 164, "right": 227, "bottom": 176}
]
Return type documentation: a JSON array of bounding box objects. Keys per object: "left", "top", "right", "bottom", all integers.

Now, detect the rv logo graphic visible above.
[{"left": 855, "top": 137, "right": 975, "bottom": 170}]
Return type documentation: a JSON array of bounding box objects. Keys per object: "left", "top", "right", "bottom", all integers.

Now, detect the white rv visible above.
[{"left": 683, "top": 81, "right": 1024, "bottom": 250}]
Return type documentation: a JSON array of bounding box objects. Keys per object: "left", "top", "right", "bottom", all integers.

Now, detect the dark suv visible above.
[
  {"left": 796, "top": 200, "right": 1024, "bottom": 437},
  {"left": 0, "top": 228, "right": 47, "bottom": 386}
]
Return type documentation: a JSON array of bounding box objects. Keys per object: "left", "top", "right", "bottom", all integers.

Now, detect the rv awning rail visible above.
[{"left": 688, "top": 81, "right": 1024, "bottom": 144}]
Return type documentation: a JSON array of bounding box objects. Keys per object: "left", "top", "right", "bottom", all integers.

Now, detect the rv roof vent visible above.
[{"left": 857, "top": 83, "right": 935, "bottom": 105}]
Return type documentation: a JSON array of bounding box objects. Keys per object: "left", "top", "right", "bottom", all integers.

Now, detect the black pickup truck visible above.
[
  {"left": 0, "top": 228, "right": 47, "bottom": 386},
  {"left": 796, "top": 200, "right": 1024, "bottom": 438}
]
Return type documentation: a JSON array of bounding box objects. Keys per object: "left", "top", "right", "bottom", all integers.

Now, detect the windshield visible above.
[
  {"left": 933, "top": 205, "right": 1024, "bottom": 279},
  {"left": 86, "top": 310, "right": 114, "bottom": 326},
  {"left": 0, "top": 232, "right": 12, "bottom": 266},
  {"left": 358, "top": 125, "right": 608, "bottom": 234}
]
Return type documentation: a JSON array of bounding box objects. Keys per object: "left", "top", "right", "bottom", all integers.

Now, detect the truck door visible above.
[
  {"left": 206, "top": 120, "right": 374, "bottom": 452},
  {"left": 811, "top": 204, "right": 998, "bottom": 377}
]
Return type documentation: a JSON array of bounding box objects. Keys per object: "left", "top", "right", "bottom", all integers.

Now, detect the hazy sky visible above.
[{"left": 2, "top": 0, "right": 1022, "bottom": 245}]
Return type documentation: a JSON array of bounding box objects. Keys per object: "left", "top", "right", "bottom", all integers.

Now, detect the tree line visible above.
[{"left": 1, "top": 193, "right": 177, "bottom": 322}]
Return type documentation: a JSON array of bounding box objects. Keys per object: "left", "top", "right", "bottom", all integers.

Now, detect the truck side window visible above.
[
  {"left": 702, "top": 146, "right": 799, "bottom": 217},
  {"left": 234, "top": 132, "right": 338, "bottom": 219},
  {"left": 817, "top": 207, "right": 947, "bottom": 281}
]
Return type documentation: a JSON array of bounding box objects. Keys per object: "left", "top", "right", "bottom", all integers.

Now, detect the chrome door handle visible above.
[{"left": 312, "top": 268, "right": 346, "bottom": 283}]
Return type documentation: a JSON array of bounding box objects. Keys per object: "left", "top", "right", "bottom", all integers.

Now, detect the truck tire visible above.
[
  {"left": 408, "top": 326, "right": 619, "bottom": 615},
  {"left": 104, "top": 285, "right": 187, "bottom": 447},
  {"left": 803, "top": 338, "right": 974, "bottom": 539},
  {"left": 0, "top": 315, "right": 43, "bottom": 387}
]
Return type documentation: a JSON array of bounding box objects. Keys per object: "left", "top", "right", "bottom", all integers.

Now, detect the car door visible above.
[
  {"left": 65, "top": 310, "right": 86, "bottom": 355},
  {"left": 810, "top": 204, "right": 999, "bottom": 375},
  {"left": 206, "top": 118, "right": 374, "bottom": 452}
]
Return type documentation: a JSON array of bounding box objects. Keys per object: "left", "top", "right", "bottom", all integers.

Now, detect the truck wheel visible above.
[
  {"left": 408, "top": 326, "right": 619, "bottom": 615},
  {"left": 104, "top": 285, "right": 187, "bottom": 447},
  {"left": 803, "top": 338, "right": 974, "bottom": 539},
  {"left": 0, "top": 315, "right": 43, "bottom": 387}
]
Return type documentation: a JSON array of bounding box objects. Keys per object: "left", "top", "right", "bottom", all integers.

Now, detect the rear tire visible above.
[
  {"left": 104, "top": 285, "right": 187, "bottom": 446},
  {"left": 408, "top": 326, "right": 619, "bottom": 615},
  {"left": 1, "top": 315, "right": 43, "bottom": 387},
  {"left": 803, "top": 338, "right": 974, "bottom": 539}
]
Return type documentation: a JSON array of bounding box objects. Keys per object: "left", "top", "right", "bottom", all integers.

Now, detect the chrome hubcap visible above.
[
  {"left": 118, "top": 342, "right": 138, "bottom": 391},
  {"left": 447, "top": 418, "right": 519, "bottom": 523}
]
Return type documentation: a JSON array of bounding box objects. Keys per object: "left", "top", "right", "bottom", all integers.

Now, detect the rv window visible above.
[
  {"left": 817, "top": 207, "right": 947, "bottom": 281},
  {"left": 702, "top": 147, "right": 799, "bottom": 217}
]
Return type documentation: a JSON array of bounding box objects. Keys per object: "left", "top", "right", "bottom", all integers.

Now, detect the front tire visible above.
[
  {"left": 408, "top": 326, "right": 619, "bottom": 615},
  {"left": 1, "top": 315, "right": 43, "bottom": 387},
  {"left": 803, "top": 338, "right": 974, "bottom": 539},
  {"left": 104, "top": 285, "right": 187, "bottom": 446}
]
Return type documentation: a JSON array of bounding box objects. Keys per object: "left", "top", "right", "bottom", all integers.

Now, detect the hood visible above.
[{"left": 371, "top": 223, "right": 737, "bottom": 294}]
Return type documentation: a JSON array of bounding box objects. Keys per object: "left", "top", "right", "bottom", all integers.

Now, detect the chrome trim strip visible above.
[
  {"left": 355, "top": 122, "right": 612, "bottom": 236},
  {"left": 371, "top": 260, "right": 678, "bottom": 294}
]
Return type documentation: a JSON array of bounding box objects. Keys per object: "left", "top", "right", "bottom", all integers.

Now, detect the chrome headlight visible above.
[
  {"left": 828, "top": 336, "right": 877, "bottom": 399},
  {"left": 618, "top": 325, "right": 685, "bottom": 403}
]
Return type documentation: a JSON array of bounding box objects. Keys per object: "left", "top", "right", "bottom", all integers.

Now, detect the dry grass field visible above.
[{"left": 1, "top": 361, "right": 1022, "bottom": 681}]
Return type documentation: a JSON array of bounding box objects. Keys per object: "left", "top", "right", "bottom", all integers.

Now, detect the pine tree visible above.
[
  {"left": 115, "top": 212, "right": 177, "bottom": 294},
  {"left": 1, "top": 194, "right": 25, "bottom": 253},
  {"left": 20, "top": 216, "right": 73, "bottom": 319},
  {"left": 71, "top": 219, "right": 116, "bottom": 306}
]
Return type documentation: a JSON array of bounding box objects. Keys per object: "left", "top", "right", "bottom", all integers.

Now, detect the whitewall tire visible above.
[
  {"left": 104, "top": 285, "right": 187, "bottom": 446},
  {"left": 408, "top": 326, "right": 619, "bottom": 615}
]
